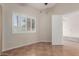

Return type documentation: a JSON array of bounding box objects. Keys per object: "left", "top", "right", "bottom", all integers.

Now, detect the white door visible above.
[{"left": 52, "top": 15, "right": 63, "bottom": 45}]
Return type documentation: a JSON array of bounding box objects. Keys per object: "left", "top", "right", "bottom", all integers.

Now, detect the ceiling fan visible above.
[{"left": 44, "top": 3, "right": 48, "bottom": 6}]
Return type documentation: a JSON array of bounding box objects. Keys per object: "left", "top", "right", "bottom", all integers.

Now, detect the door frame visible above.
[{"left": 0, "top": 4, "right": 3, "bottom": 55}]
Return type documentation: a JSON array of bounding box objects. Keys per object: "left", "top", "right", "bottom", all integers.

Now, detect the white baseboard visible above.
[
  {"left": 39, "top": 40, "right": 51, "bottom": 42},
  {"left": 2, "top": 40, "right": 39, "bottom": 52},
  {"left": 63, "top": 36, "right": 79, "bottom": 39},
  {"left": 2, "top": 40, "right": 52, "bottom": 52},
  {"left": 64, "top": 36, "right": 79, "bottom": 43}
]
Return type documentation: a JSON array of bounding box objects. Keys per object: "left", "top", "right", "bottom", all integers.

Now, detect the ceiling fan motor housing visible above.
[{"left": 45, "top": 3, "right": 48, "bottom": 5}]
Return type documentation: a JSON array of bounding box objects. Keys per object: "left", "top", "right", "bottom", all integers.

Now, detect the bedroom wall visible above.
[
  {"left": 2, "top": 4, "right": 40, "bottom": 51},
  {"left": 2, "top": 4, "right": 51, "bottom": 51},
  {"left": 63, "top": 12, "right": 79, "bottom": 38},
  {"left": 48, "top": 3, "right": 79, "bottom": 38},
  {"left": 38, "top": 11, "right": 52, "bottom": 42},
  {"left": 0, "top": 5, "right": 2, "bottom": 55}
]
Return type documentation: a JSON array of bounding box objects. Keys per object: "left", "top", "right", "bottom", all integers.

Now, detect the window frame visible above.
[{"left": 12, "top": 13, "right": 36, "bottom": 34}]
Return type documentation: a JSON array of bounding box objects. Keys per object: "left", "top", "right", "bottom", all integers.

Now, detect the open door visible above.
[{"left": 52, "top": 15, "right": 63, "bottom": 45}]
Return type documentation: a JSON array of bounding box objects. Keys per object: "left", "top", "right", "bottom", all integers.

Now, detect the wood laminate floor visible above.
[{"left": 1, "top": 41, "right": 79, "bottom": 56}]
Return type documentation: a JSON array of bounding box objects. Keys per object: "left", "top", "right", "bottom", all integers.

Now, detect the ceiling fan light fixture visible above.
[{"left": 44, "top": 3, "right": 48, "bottom": 5}]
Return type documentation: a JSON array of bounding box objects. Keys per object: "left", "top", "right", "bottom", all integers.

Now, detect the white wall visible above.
[
  {"left": 2, "top": 4, "right": 51, "bottom": 51},
  {"left": 0, "top": 5, "right": 2, "bottom": 55},
  {"left": 48, "top": 3, "right": 79, "bottom": 38},
  {"left": 38, "top": 11, "right": 52, "bottom": 42},
  {"left": 63, "top": 12, "right": 79, "bottom": 38},
  {"left": 2, "top": 4, "right": 40, "bottom": 51}
]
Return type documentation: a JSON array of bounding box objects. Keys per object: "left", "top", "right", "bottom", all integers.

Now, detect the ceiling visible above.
[{"left": 19, "top": 3, "right": 56, "bottom": 10}]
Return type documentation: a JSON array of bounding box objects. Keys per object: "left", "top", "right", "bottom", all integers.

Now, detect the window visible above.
[
  {"left": 27, "top": 17, "right": 31, "bottom": 31},
  {"left": 32, "top": 19, "right": 36, "bottom": 31},
  {"left": 12, "top": 13, "right": 36, "bottom": 33}
]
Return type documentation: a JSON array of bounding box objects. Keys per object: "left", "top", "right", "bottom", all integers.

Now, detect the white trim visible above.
[
  {"left": 2, "top": 40, "right": 39, "bottom": 51},
  {"left": 12, "top": 12, "right": 36, "bottom": 34}
]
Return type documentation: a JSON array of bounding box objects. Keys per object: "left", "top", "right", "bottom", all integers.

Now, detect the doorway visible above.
[{"left": 0, "top": 5, "right": 2, "bottom": 55}]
